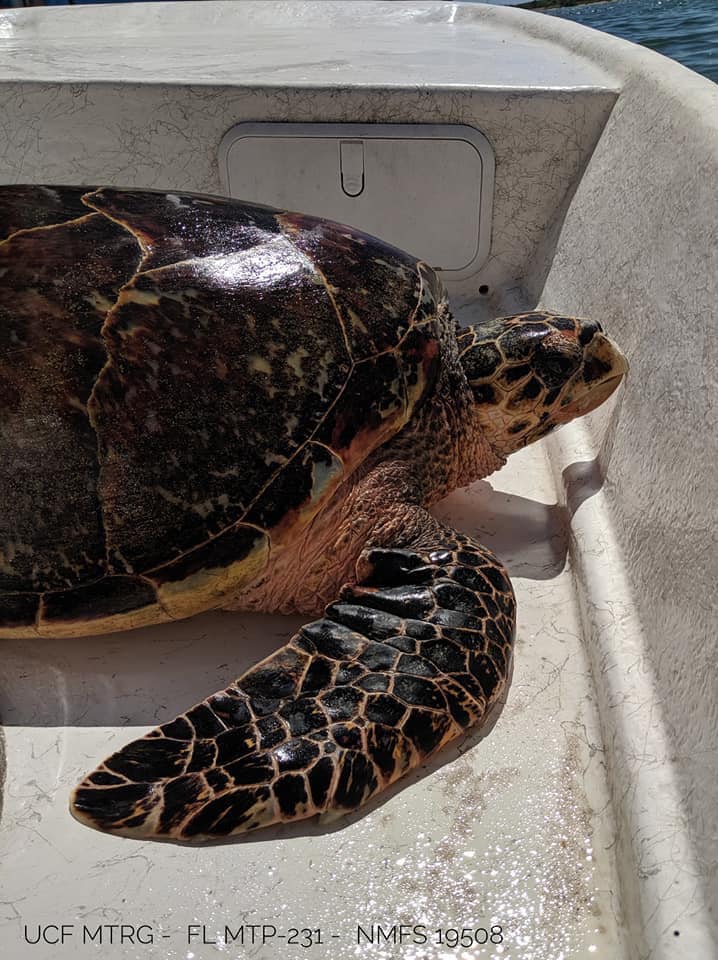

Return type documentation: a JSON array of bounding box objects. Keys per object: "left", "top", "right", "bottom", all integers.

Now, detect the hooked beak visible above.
[{"left": 558, "top": 333, "right": 629, "bottom": 421}]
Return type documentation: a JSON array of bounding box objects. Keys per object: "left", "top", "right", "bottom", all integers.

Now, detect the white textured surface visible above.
[
  {"left": 546, "top": 413, "right": 716, "bottom": 960},
  {"left": 0, "top": 1, "right": 614, "bottom": 87},
  {"left": 520, "top": 10, "right": 718, "bottom": 956},
  {"left": 0, "top": 443, "right": 624, "bottom": 960}
]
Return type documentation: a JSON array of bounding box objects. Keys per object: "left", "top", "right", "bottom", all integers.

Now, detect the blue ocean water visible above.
[{"left": 547, "top": 0, "right": 718, "bottom": 84}]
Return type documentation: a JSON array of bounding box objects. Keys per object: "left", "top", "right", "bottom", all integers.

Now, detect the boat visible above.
[{"left": 0, "top": 1, "right": 716, "bottom": 957}]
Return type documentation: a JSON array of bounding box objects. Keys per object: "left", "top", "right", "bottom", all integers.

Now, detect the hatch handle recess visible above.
[{"left": 339, "top": 140, "right": 365, "bottom": 197}]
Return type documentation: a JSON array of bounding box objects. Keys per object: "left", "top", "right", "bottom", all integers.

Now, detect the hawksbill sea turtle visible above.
[{"left": 0, "top": 185, "right": 627, "bottom": 842}]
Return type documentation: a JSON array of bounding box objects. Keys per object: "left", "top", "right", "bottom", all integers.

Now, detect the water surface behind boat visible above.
[{"left": 547, "top": 0, "right": 718, "bottom": 84}]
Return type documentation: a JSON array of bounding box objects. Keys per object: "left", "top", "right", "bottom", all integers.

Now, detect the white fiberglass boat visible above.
[{"left": 0, "top": 2, "right": 716, "bottom": 958}]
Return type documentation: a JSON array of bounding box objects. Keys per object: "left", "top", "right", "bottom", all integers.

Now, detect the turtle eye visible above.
[
  {"left": 534, "top": 334, "right": 582, "bottom": 390},
  {"left": 578, "top": 319, "right": 602, "bottom": 345}
]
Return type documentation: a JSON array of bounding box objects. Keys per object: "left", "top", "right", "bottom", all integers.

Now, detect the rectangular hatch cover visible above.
[{"left": 219, "top": 122, "right": 494, "bottom": 279}]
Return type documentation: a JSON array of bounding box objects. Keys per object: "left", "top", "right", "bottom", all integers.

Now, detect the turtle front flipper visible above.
[{"left": 71, "top": 531, "right": 516, "bottom": 841}]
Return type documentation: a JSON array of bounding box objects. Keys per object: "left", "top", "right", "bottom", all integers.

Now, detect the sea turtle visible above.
[{"left": 0, "top": 186, "right": 627, "bottom": 842}]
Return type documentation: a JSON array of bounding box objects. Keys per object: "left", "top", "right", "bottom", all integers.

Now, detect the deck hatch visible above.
[{"left": 219, "top": 122, "right": 494, "bottom": 279}]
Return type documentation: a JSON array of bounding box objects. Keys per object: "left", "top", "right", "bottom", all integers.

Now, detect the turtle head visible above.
[{"left": 458, "top": 312, "right": 628, "bottom": 458}]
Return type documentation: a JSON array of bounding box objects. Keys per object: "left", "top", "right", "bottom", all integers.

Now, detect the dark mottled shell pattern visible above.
[{"left": 0, "top": 186, "right": 446, "bottom": 637}]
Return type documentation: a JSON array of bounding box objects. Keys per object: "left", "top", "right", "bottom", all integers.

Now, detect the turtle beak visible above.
[{"left": 557, "top": 333, "right": 628, "bottom": 421}]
